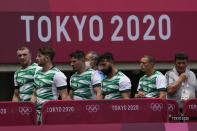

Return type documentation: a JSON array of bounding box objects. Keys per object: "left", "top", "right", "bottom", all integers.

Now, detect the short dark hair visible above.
[
  {"left": 70, "top": 50, "right": 85, "bottom": 60},
  {"left": 38, "top": 46, "right": 55, "bottom": 60},
  {"left": 175, "top": 52, "right": 188, "bottom": 61},
  {"left": 142, "top": 54, "right": 155, "bottom": 64},
  {"left": 17, "top": 45, "right": 31, "bottom": 53},
  {"left": 98, "top": 52, "right": 114, "bottom": 63}
]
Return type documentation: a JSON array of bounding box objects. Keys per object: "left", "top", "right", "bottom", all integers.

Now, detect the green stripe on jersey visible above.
[
  {"left": 70, "top": 68, "right": 95, "bottom": 99},
  {"left": 14, "top": 63, "right": 38, "bottom": 101},
  {"left": 102, "top": 71, "right": 127, "bottom": 99},
  {"left": 34, "top": 67, "right": 61, "bottom": 110},
  {"left": 139, "top": 71, "right": 163, "bottom": 98}
]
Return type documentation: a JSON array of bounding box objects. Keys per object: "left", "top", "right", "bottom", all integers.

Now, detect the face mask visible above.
[{"left": 85, "top": 61, "right": 92, "bottom": 68}]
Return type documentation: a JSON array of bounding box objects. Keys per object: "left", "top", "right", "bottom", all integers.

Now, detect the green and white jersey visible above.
[
  {"left": 70, "top": 68, "right": 101, "bottom": 100},
  {"left": 137, "top": 71, "right": 167, "bottom": 98},
  {"left": 14, "top": 63, "right": 40, "bottom": 101},
  {"left": 102, "top": 71, "right": 131, "bottom": 99},
  {"left": 34, "top": 66, "right": 67, "bottom": 110}
]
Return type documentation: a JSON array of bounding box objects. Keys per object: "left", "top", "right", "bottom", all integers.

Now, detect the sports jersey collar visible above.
[
  {"left": 20, "top": 62, "right": 35, "bottom": 71},
  {"left": 145, "top": 71, "right": 157, "bottom": 80},
  {"left": 106, "top": 70, "right": 120, "bottom": 80},
  {"left": 41, "top": 65, "right": 56, "bottom": 73},
  {"left": 77, "top": 68, "right": 91, "bottom": 76}
]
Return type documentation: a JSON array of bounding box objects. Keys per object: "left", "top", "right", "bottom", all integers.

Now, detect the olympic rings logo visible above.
[
  {"left": 86, "top": 104, "right": 100, "bottom": 112},
  {"left": 18, "top": 106, "right": 32, "bottom": 115},
  {"left": 150, "top": 103, "right": 163, "bottom": 111},
  {"left": 168, "top": 104, "right": 175, "bottom": 111}
]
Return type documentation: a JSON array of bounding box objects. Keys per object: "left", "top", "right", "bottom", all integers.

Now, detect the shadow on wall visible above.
[{"left": 0, "top": 72, "right": 14, "bottom": 101}]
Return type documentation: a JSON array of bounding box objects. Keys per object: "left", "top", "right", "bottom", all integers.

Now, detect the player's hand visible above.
[
  {"left": 137, "top": 91, "right": 145, "bottom": 98},
  {"left": 179, "top": 72, "right": 187, "bottom": 81}
]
